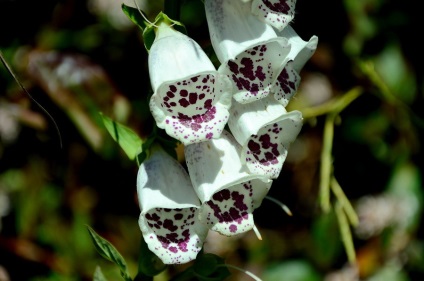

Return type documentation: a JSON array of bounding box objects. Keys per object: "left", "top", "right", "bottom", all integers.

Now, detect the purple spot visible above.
[
  {"left": 169, "top": 246, "right": 178, "bottom": 253},
  {"left": 180, "top": 89, "right": 188, "bottom": 97},
  {"left": 189, "top": 92, "right": 198, "bottom": 104},
  {"left": 179, "top": 98, "right": 190, "bottom": 108},
  {"left": 169, "top": 85, "right": 177, "bottom": 92},
  {"left": 229, "top": 224, "right": 237, "bottom": 233}
]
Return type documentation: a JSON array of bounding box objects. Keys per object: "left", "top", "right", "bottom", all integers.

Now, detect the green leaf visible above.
[
  {"left": 93, "top": 266, "right": 109, "bottom": 281},
  {"left": 100, "top": 113, "right": 143, "bottom": 160},
  {"left": 137, "top": 237, "right": 167, "bottom": 277},
  {"left": 121, "top": 3, "right": 149, "bottom": 31},
  {"left": 193, "top": 253, "right": 230, "bottom": 281},
  {"left": 86, "top": 226, "right": 132, "bottom": 281},
  {"left": 170, "top": 252, "right": 230, "bottom": 281}
]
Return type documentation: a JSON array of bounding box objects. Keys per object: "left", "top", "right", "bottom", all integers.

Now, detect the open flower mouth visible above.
[
  {"left": 151, "top": 72, "right": 232, "bottom": 144},
  {"left": 142, "top": 207, "right": 203, "bottom": 264},
  {"left": 245, "top": 122, "right": 289, "bottom": 179},
  {"left": 221, "top": 41, "right": 289, "bottom": 104},
  {"left": 200, "top": 183, "right": 255, "bottom": 236},
  {"left": 160, "top": 74, "right": 216, "bottom": 117}
]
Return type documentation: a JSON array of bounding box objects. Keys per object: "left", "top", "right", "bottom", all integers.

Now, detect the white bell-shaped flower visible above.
[
  {"left": 228, "top": 96, "right": 303, "bottom": 179},
  {"left": 205, "top": 0, "right": 291, "bottom": 104},
  {"left": 148, "top": 22, "right": 233, "bottom": 145},
  {"left": 137, "top": 149, "right": 209, "bottom": 264},
  {"left": 185, "top": 131, "right": 272, "bottom": 236}
]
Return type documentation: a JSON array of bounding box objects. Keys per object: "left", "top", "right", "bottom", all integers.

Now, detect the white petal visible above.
[
  {"left": 149, "top": 73, "right": 233, "bottom": 145},
  {"left": 205, "top": 0, "right": 291, "bottom": 104},
  {"left": 278, "top": 25, "right": 319, "bottom": 73},
  {"left": 185, "top": 131, "right": 272, "bottom": 236},
  {"left": 218, "top": 40, "right": 291, "bottom": 104},
  {"left": 205, "top": 0, "right": 284, "bottom": 63},
  {"left": 251, "top": 0, "right": 297, "bottom": 31},
  {"left": 228, "top": 97, "right": 303, "bottom": 178},
  {"left": 148, "top": 22, "right": 233, "bottom": 144},
  {"left": 137, "top": 150, "right": 208, "bottom": 264},
  {"left": 148, "top": 23, "right": 215, "bottom": 92},
  {"left": 271, "top": 26, "right": 318, "bottom": 106}
]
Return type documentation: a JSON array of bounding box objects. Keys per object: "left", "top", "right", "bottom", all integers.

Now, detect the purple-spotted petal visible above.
[
  {"left": 148, "top": 23, "right": 233, "bottom": 144},
  {"left": 150, "top": 73, "right": 232, "bottom": 145},
  {"left": 137, "top": 149, "right": 208, "bottom": 264},
  {"left": 219, "top": 40, "right": 290, "bottom": 104},
  {"left": 251, "top": 0, "right": 297, "bottom": 31},
  {"left": 200, "top": 182, "right": 255, "bottom": 235},
  {"left": 185, "top": 130, "right": 272, "bottom": 236},
  {"left": 228, "top": 96, "right": 303, "bottom": 179},
  {"left": 272, "top": 60, "right": 300, "bottom": 106},
  {"left": 205, "top": 0, "right": 291, "bottom": 104}
]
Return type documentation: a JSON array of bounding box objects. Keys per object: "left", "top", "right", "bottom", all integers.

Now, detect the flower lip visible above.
[
  {"left": 137, "top": 149, "right": 208, "bottom": 264},
  {"left": 278, "top": 25, "right": 318, "bottom": 74}
]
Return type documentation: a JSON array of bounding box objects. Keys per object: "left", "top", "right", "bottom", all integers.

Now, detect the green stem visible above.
[
  {"left": 301, "top": 87, "right": 362, "bottom": 119},
  {"left": 319, "top": 114, "right": 334, "bottom": 213},
  {"left": 331, "top": 177, "right": 359, "bottom": 227},
  {"left": 335, "top": 202, "right": 357, "bottom": 264},
  {"left": 164, "top": 0, "right": 181, "bottom": 21}
]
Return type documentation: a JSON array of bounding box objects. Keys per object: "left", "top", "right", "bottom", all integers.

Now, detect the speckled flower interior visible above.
[
  {"left": 242, "top": 110, "right": 302, "bottom": 178},
  {"left": 141, "top": 207, "right": 204, "bottom": 264},
  {"left": 199, "top": 182, "right": 255, "bottom": 236},
  {"left": 273, "top": 61, "right": 300, "bottom": 106},
  {"left": 220, "top": 41, "right": 289, "bottom": 104},
  {"left": 151, "top": 73, "right": 231, "bottom": 144},
  {"left": 245, "top": 122, "right": 289, "bottom": 179}
]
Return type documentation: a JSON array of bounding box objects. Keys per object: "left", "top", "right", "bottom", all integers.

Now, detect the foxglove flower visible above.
[
  {"left": 205, "top": 0, "right": 291, "bottom": 104},
  {"left": 228, "top": 96, "right": 303, "bottom": 179},
  {"left": 272, "top": 26, "right": 318, "bottom": 106},
  {"left": 185, "top": 131, "right": 272, "bottom": 236},
  {"left": 137, "top": 149, "right": 208, "bottom": 264},
  {"left": 249, "top": 0, "right": 297, "bottom": 31},
  {"left": 149, "top": 22, "right": 233, "bottom": 145}
]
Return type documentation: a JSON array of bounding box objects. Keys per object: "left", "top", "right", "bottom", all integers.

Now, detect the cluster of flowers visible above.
[{"left": 137, "top": 0, "right": 318, "bottom": 264}]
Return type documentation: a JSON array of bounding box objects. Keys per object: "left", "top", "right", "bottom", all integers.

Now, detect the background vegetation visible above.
[{"left": 0, "top": 0, "right": 423, "bottom": 280}]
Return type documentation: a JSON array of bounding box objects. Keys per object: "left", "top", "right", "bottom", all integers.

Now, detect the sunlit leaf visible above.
[
  {"left": 100, "top": 113, "right": 143, "bottom": 160},
  {"left": 121, "top": 3, "right": 149, "bottom": 31},
  {"left": 86, "top": 226, "right": 132, "bottom": 281}
]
